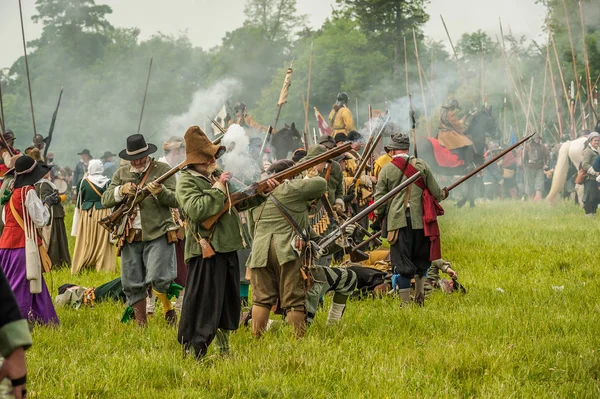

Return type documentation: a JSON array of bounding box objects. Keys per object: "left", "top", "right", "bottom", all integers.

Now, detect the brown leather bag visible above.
[{"left": 575, "top": 168, "right": 586, "bottom": 185}]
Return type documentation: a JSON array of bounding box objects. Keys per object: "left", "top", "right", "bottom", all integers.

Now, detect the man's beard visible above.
[
  {"left": 131, "top": 162, "right": 148, "bottom": 173},
  {"left": 206, "top": 163, "right": 217, "bottom": 174}
]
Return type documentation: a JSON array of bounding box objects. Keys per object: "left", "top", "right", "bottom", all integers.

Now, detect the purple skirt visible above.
[{"left": 0, "top": 248, "right": 59, "bottom": 325}]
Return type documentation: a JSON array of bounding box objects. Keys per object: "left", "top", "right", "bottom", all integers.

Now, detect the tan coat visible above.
[
  {"left": 438, "top": 109, "right": 473, "bottom": 150},
  {"left": 328, "top": 106, "right": 355, "bottom": 136}
]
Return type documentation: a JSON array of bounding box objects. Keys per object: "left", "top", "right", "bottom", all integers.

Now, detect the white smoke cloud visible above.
[
  {"left": 219, "top": 124, "right": 260, "bottom": 184},
  {"left": 163, "top": 78, "right": 240, "bottom": 139}
]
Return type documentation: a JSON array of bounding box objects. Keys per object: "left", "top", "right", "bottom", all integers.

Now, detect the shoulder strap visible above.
[
  {"left": 85, "top": 178, "right": 103, "bottom": 197},
  {"left": 269, "top": 194, "right": 308, "bottom": 241},
  {"left": 139, "top": 161, "right": 155, "bottom": 187},
  {"left": 9, "top": 194, "right": 25, "bottom": 231}
]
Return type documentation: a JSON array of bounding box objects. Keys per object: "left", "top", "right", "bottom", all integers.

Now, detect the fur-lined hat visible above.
[{"left": 183, "top": 126, "right": 225, "bottom": 166}]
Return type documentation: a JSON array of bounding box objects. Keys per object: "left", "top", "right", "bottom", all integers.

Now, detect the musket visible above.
[
  {"left": 444, "top": 133, "right": 535, "bottom": 193},
  {"left": 137, "top": 57, "right": 153, "bottom": 134},
  {"left": 350, "top": 231, "right": 383, "bottom": 262},
  {"left": 347, "top": 114, "right": 391, "bottom": 193},
  {"left": 316, "top": 172, "right": 421, "bottom": 256},
  {"left": 98, "top": 159, "right": 185, "bottom": 234},
  {"left": 409, "top": 94, "right": 418, "bottom": 158},
  {"left": 201, "top": 143, "right": 353, "bottom": 230},
  {"left": 208, "top": 116, "right": 226, "bottom": 135},
  {"left": 259, "top": 125, "right": 274, "bottom": 157},
  {"left": 44, "top": 87, "right": 64, "bottom": 158},
  {"left": 18, "top": 0, "right": 37, "bottom": 139},
  {"left": 351, "top": 231, "right": 382, "bottom": 253},
  {"left": 99, "top": 134, "right": 223, "bottom": 234}
]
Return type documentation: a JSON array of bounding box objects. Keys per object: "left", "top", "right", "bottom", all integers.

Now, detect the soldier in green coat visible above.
[
  {"left": 581, "top": 132, "right": 600, "bottom": 216},
  {"left": 176, "top": 126, "right": 278, "bottom": 359},
  {"left": 248, "top": 157, "right": 327, "bottom": 338},
  {"left": 373, "top": 133, "right": 446, "bottom": 305},
  {"left": 101, "top": 134, "right": 179, "bottom": 327}
]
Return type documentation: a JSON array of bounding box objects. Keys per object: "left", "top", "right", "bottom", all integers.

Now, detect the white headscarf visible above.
[{"left": 87, "top": 159, "right": 110, "bottom": 188}]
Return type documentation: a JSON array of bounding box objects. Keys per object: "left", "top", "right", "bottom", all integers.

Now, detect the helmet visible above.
[
  {"left": 445, "top": 99, "right": 460, "bottom": 110},
  {"left": 234, "top": 102, "right": 247, "bottom": 114},
  {"left": 336, "top": 92, "right": 349, "bottom": 106},
  {"left": 33, "top": 134, "right": 45, "bottom": 145},
  {"left": 3, "top": 129, "right": 15, "bottom": 142}
]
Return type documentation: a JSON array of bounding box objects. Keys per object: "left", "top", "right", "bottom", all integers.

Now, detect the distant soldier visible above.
[
  {"left": 438, "top": 100, "right": 472, "bottom": 149},
  {"left": 373, "top": 132, "right": 446, "bottom": 306},
  {"left": 227, "top": 102, "right": 268, "bottom": 135},
  {"left": 328, "top": 92, "right": 356, "bottom": 139}
]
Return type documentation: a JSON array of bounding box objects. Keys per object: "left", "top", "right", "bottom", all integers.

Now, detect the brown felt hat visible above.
[{"left": 183, "top": 126, "right": 226, "bottom": 166}]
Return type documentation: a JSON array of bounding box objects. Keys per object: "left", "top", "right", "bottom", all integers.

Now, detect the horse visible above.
[
  {"left": 417, "top": 107, "right": 499, "bottom": 207},
  {"left": 270, "top": 122, "right": 303, "bottom": 160},
  {"left": 546, "top": 136, "right": 588, "bottom": 205}
]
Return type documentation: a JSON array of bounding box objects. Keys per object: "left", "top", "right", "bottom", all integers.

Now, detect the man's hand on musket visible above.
[
  {"left": 120, "top": 182, "right": 138, "bottom": 196},
  {"left": 258, "top": 178, "right": 280, "bottom": 195},
  {"left": 447, "top": 267, "right": 457, "bottom": 280},
  {"left": 441, "top": 188, "right": 449, "bottom": 200},
  {"left": 219, "top": 172, "right": 232, "bottom": 184},
  {"left": 147, "top": 182, "right": 162, "bottom": 195}
]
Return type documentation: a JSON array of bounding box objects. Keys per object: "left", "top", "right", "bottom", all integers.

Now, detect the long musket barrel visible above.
[
  {"left": 201, "top": 143, "right": 353, "bottom": 230},
  {"left": 348, "top": 114, "right": 390, "bottom": 191},
  {"left": 208, "top": 117, "right": 226, "bottom": 135},
  {"left": 317, "top": 171, "right": 421, "bottom": 252},
  {"left": 259, "top": 126, "right": 274, "bottom": 157},
  {"left": 444, "top": 133, "right": 535, "bottom": 192},
  {"left": 351, "top": 231, "right": 382, "bottom": 252}
]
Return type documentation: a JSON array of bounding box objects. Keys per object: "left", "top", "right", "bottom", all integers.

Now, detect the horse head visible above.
[
  {"left": 466, "top": 106, "right": 499, "bottom": 152},
  {"left": 272, "top": 122, "right": 303, "bottom": 159}
]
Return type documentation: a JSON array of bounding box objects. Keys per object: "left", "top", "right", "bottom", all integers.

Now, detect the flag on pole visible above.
[
  {"left": 277, "top": 66, "right": 294, "bottom": 106},
  {"left": 314, "top": 107, "right": 332, "bottom": 136}
]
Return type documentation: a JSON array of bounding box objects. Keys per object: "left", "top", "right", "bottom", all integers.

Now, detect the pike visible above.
[
  {"left": 137, "top": 57, "right": 153, "bottom": 134},
  {"left": 18, "top": 0, "right": 37, "bottom": 139},
  {"left": 316, "top": 172, "right": 422, "bottom": 256},
  {"left": 409, "top": 94, "right": 418, "bottom": 158},
  {"left": 0, "top": 79, "right": 4, "bottom": 125},
  {"left": 347, "top": 114, "right": 391, "bottom": 193},
  {"left": 201, "top": 143, "right": 353, "bottom": 230},
  {"left": 303, "top": 42, "right": 314, "bottom": 141},
  {"left": 44, "top": 87, "right": 64, "bottom": 158},
  {"left": 443, "top": 133, "right": 535, "bottom": 193},
  {"left": 412, "top": 29, "right": 431, "bottom": 137},
  {"left": 0, "top": 115, "right": 13, "bottom": 157},
  {"left": 259, "top": 125, "right": 274, "bottom": 157}
]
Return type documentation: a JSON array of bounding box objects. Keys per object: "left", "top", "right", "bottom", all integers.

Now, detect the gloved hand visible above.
[
  {"left": 120, "top": 182, "right": 137, "bottom": 196},
  {"left": 344, "top": 224, "right": 356, "bottom": 235},
  {"left": 371, "top": 216, "right": 383, "bottom": 233},
  {"left": 147, "top": 182, "right": 162, "bottom": 195},
  {"left": 441, "top": 188, "right": 449, "bottom": 200},
  {"left": 43, "top": 191, "right": 60, "bottom": 207}
]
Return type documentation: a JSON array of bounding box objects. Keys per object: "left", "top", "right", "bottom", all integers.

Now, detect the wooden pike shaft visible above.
[
  {"left": 546, "top": 34, "right": 564, "bottom": 138},
  {"left": 18, "top": 0, "right": 37, "bottom": 138},
  {"left": 412, "top": 29, "right": 431, "bottom": 137},
  {"left": 440, "top": 15, "right": 476, "bottom": 108},
  {"left": 524, "top": 77, "right": 535, "bottom": 135},
  {"left": 137, "top": 57, "right": 153, "bottom": 134},
  {"left": 0, "top": 80, "right": 4, "bottom": 125},
  {"left": 578, "top": 0, "right": 594, "bottom": 124},
  {"left": 540, "top": 56, "right": 549, "bottom": 137},
  {"left": 304, "top": 42, "right": 314, "bottom": 137},
  {"left": 403, "top": 37, "right": 410, "bottom": 98}
]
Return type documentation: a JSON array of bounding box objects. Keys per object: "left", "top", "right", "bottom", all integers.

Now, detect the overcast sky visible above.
[{"left": 0, "top": 0, "right": 547, "bottom": 69}]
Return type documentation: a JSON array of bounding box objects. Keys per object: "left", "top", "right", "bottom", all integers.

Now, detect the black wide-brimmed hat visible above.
[
  {"left": 78, "top": 149, "right": 92, "bottom": 157},
  {"left": 101, "top": 151, "right": 117, "bottom": 160},
  {"left": 119, "top": 134, "right": 157, "bottom": 161},
  {"left": 13, "top": 155, "right": 52, "bottom": 188}
]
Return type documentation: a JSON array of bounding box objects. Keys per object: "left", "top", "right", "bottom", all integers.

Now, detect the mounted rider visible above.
[
  {"left": 227, "top": 102, "right": 268, "bottom": 135},
  {"left": 438, "top": 100, "right": 473, "bottom": 149},
  {"left": 328, "top": 92, "right": 356, "bottom": 139}
]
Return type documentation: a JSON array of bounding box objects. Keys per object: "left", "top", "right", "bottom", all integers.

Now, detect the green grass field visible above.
[{"left": 23, "top": 201, "right": 600, "bottom": 398}]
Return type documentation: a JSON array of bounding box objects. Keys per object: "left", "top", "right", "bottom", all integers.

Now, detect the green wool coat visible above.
[
  {"left": 374, "top": 156, "right": 443, "bottom": 231},
  {"left": 176, "top": 169, "right": 265, "bottom": 263},
  {"left": 76, "top": 179, "right": 107, "bottom": 210},
  {"left": 322, "top": 160, "right": 344, "bottom": 202},
  {"left": 247, "top": 176, "right": 327, "bottom": 269},
  {"left": 582, "top": 146, "right": 599, "bottom": 180},
  {"left": 101, "top": 160, "right": 178, "bottom": 242}
]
